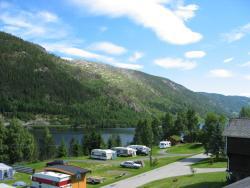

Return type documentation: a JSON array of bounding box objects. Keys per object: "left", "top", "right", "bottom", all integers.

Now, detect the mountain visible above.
[{"left": 0, "top": 31, "right": 250, "bottom": 127}]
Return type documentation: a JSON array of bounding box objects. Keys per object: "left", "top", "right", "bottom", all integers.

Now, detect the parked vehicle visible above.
[
  {"left": 111, "top": 147, "right": 137, "bottom": 157},
  {"left": 46, "top": 160, "right": 68, "bottom": 167},
  {"left": 127, "top": 145, "right": 151, "bottom": 155},
  {"left": 120, "top": 161, "right": 142, "bottom": 169},
  {"left": 159, "top": 141, "right": 171, "bottom": 149},
  {"left": 87, "top": 176, "right": 105, "bottom": 184},
  {"left": 91, "top": 149, "right": 117, "bottom": 160}
]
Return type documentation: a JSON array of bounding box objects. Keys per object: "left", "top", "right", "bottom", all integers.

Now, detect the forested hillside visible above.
[{"left": 0, "top": 32, "right": 250, "bottom": 127}]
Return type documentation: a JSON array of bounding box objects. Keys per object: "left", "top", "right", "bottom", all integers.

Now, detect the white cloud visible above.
[
  {"left": 209, "top": 69, "right": 233, "bottom": 78},
  {"left": 0, "top": 4, "right": 68, "bottom": 40},
  {"left": 99, "top": 26, "right": 108, "bottom": 32},
  {"left": 70, "top": 0, "right": 202, "bottom": 45},
  {"left": 240, "top": 61, "right": 250, "bottom": 67},
  {"left": 248, "top": 52, "right": 250, "bottom": 55},
  {"left": 115, "top": 63, "right": 143, "bottom": 70},
  {"left": 184, "top": 50, "right": 206, "bottom": 59},
  {"left": 89, "top": 41, "right": 127, "bottom": 55},
  {"left": 244, "top": 75, "right": 250, "bottom": 80},
  {"left": 129, "top": 51, "right": 144, "bottom": 62},
  {"left": 43, "top": 43, "right": 143, "bottom": 70},
  {"left": 154, "top": 57, "right": 197, "bottom": 70},
  {"left": 223, "top": 57, "right": 234, "bottom": 63},
  {"left": 174, "top": 4, "right": 199, "bottom": 21},
  {"left": 223, "top": 23, "right": 250, "bottom": 42},
  {"left": 38, "top": 11, "right": 58, "bottom": 23}
]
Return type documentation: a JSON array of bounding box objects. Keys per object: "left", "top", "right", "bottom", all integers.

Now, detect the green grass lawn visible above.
[
  {"left": 1, "top": 172, "right": 31, "bottom": 186},
  {"left": 5, "top": 143, "right": 203, "bottom": 188},
  {"left": 167, "top": 143, "right": 204, "bottom": 154},
  {"left": 191, "top": 157, "right": 227, "bottom": 168},
  {"left": 7, "top": 156, "right": 186, "bottom": 188},
  {"left": 140, "top": 172, "right": 227, "bottom": 188}
]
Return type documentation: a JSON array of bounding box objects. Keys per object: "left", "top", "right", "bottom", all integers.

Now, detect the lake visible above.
[{"left": 31, "top": 127, "right": 135, "bottom": 147}]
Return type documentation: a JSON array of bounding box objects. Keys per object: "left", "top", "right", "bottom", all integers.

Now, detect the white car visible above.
[{"left": 120, "top": 161, "right": 142, "bottom": 169}]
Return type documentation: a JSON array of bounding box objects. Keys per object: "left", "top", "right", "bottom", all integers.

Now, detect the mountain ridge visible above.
[{"left": 0, "top": 31, "right": 249, "bottom": 127}]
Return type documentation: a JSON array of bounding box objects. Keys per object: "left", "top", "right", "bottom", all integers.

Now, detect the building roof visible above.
[
  {"left": 33, "top": 171, "right": 70, "bottom": 180},
  {"left": 0, "top": 163, "right": 12, "bottom": 170},
  {"left": 224, "top": 177, "right": 250, "bottom": 188},
  {"left": 223, "top": 118, "right": 250, "bottom": 139},
  {"left": 45, "top": 165, "right": 90, "bottom": 176}
]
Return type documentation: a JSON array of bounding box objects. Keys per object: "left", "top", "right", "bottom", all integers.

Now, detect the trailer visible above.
[
  {"left": 159, "top": 141, "right": 171, "bottom": 149},
  {"left": 111, "top": 147, "right": 137, "bottom": 157},
  {"left": 91, "top": 149, "right": 117, "bottom": 160}
]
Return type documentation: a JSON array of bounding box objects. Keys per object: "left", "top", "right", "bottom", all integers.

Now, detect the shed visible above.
[
  {"left": 0, "top": 183, "right": 15, "bottom": 188},
  {"left": 45, "top": 165, "right": 91, "bottom": 188},
  {"left": 223, "top": 118, "right": 250, "bottom": 182},
  {"left": 0, "top": 163, "right": 14, "bottom": 180}
]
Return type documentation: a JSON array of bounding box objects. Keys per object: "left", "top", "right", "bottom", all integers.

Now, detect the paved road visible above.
[{"left": 102, "top": 153, "right": 226, "bottom": 188}]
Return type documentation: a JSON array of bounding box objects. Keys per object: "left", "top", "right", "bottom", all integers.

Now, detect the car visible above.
[
  {"left": 120, "top": 161, "right": 142, "bottom": 169},
  {"left": 46, "top": 160, "right": 68, "bottom": 167}
]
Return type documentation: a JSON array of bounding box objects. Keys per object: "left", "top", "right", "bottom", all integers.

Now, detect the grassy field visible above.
[
  {"left": 191, "top": 157, "right": 227, "bottom": 168},
  {"left": 4, "top": 143, "right": 204, "bottom": 187},
  {"left": 167, "top": 143, "right": 204, "bottom": 154},
  {"left": 140, "top": 172, "right": 227, "bottom": 188}
]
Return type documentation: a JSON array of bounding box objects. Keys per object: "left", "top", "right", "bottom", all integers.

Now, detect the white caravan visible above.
[
  {"left": 111, "top": 147, "right": 137, "bottom": 157},
  {"left": 127, "top": 145, "right": 151, "bottom": 155},
  {"left": 159, "top": 141, "right": 171, "bottom": 149},
  {"left": 91, "top": 149, "right": 117, "bottom": 160}
]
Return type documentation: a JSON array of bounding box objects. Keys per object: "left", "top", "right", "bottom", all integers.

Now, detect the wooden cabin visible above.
[
  {"left": 45, "top": 165, "right": 90, "bottom": 188},
  {"left": 223, "top": 118, "right": 250, "bottom": 182}
]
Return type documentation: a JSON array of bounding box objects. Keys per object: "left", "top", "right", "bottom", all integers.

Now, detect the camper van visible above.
[
  {"left": 159, "top": 141, "right": 171, "bottom": 149},
  {"left": 111, "top": 147, "right": 136, "bottom": 157},
  {"left": 91, "top": 149, "right": 117, "bottom": 160},
  {"left": 127, "top": 145, "right": 151, "bottom": 155}
]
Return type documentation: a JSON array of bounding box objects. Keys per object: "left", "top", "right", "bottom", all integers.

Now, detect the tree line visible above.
[
  {"left": 0, "top": 118, "right": 123, "bottom": 164},
  {"left": 133, "top": 108, "right": 228, "bottom": 159}
]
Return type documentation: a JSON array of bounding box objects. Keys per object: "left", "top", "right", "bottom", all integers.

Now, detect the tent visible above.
[{"left": 0, "top": 163, "right": 14, "bottom": 180}]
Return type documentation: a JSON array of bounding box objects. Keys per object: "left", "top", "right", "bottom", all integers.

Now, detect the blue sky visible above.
[{"left": 1, "top": 0, "right": 250, "bottom": 96}]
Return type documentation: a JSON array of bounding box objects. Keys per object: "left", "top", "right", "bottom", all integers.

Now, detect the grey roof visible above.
[
  {"left": 224, "top": 177, "right": 250, "bottom": 188},
  {"left": 223, "top": 118, "right": 250, "bottom": 138},
  {"left": 45, "top": 165, "right": 90, "bottom": 175}
]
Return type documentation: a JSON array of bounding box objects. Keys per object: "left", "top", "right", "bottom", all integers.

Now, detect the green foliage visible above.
[
  {"left": 69, "top": 138, "right": 81, "bottom": 157},
  {"left": 4, "top": 118, "right": 36, "bottom": 163},
  {"left": 38, "top": 127, "right": 56, "bottom": 160},
  {"left": 107, "top": 134, "right": 121, "bottom": 148},
  {"left": 57, "top": 139, "right": 67, "bottom": 158},
  {"left": 0, "top": 120, "right": 8, "bottom": 161},
  {"left": 239, "top": 106, "right": 250, "bottom": 118},
  {"left": 151, "top": 117, "right": 162, "bottom": 144},
  {"left": 162, "top": 112, "right": 175, "bottom": 139},
  {"left": 133, "top": 120, "right": 154, "bottom": 146},
  {"left": 185, "top": 109, "right": 199, "bottom": 142},
  {"left": 202, "top": 113, "right": 226, "bottom": 158},
  {"left": 82, "top": 130, "right": 105, "bottom": 155}
]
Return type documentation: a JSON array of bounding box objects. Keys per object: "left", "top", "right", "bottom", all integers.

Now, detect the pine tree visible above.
[
  {"left": 115, "top": 135, "right": 121, "bottom": 146},
  {"left": 71, "top": 138, "right": 81, "bottom": 157},
  {"left": 57, "top": 139, "right": 67, "bottom": 158},
  {"left": 39, "top": 127, "right": 56, "bottom": 160},
  {"left": 202, "top": 113, "right": 225, "bottom": 159},
  {"left": 185, "top": 109, "right": 199, "bottom": 142},
  {"left": 151, "top": 117, "right": 162, "bottom": 144},
  {"left": 0, "top": 120, "right": 8, "bottom": 162},
  {"left": 162, "top": 112, "right": 174, "bottom": 139}
]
